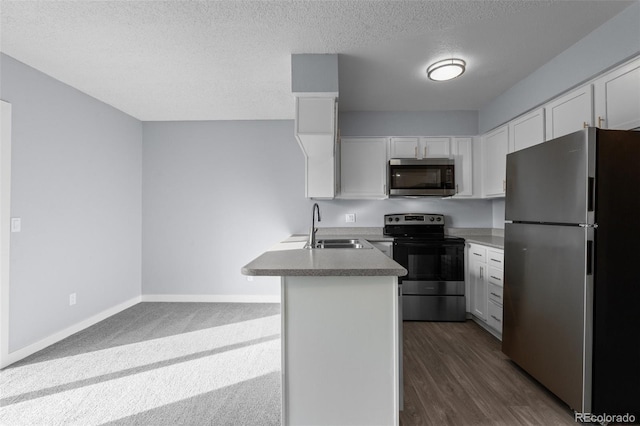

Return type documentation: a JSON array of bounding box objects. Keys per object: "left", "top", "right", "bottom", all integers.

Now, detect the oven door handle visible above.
[{"left": 394, "top": 241, "right": 460, "bottom": 247}]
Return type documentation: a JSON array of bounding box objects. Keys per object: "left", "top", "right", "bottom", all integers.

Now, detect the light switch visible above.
[
  {"left": 11, "top": 218, "right": 21, "bottom": 233},
  {"left": 345, "top": 214, "right": 356, "bottom": 223}
]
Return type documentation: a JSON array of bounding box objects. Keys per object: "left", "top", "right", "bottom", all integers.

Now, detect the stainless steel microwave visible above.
[{"left": 388, "top": 158, "right": 455, "bottom": 197}]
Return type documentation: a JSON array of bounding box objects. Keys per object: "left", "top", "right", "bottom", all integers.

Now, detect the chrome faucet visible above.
[{"left": 307, "top": 203, "right": 321, "bottom": 249}]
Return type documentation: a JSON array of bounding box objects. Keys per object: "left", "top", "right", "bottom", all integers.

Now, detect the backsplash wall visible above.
[{"left": 308, "top": 198, "right": 493, "bottom": 230}]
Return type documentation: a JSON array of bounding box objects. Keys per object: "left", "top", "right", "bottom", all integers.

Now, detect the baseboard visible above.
[
  {"left": 1, "top": 295, "right": 141, "bottom": 369},
  {"left": 141, "top": 294, "right": 281, "bottom": 304},
  {"left": 470, "top": 316, "right": 503, "bottom": 341}
]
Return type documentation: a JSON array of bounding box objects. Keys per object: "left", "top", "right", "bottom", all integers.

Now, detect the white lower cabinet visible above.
[
  {"left": 467, "top": 244, "right": 487, "bottom": 321},
  {"left": 467, "top": 243, "right": 504, "bottom": 339}
]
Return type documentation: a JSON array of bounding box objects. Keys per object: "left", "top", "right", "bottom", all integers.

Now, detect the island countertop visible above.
[{"left": 241, "top": 235, "right": 408, "bottom": 277}]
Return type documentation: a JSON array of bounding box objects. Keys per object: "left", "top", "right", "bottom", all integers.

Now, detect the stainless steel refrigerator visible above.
[{"left": 503, "top": 128, "right": 639, "bottom": 417}]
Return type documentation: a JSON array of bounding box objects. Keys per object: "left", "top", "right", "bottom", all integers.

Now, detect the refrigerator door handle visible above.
[
  {"left": 588, "top": 177, "right": 595, "bottom": 212},
  {"left": 586, "top": 240, "right": 593, "bottom": 275}
]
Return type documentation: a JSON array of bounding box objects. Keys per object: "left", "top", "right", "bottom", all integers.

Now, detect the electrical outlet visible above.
[
  {"left": 345, "top": 213, "right": 356, "bottom": 223},
  {"left": 69, "top": 293, "right": 76, "bottom": 306},
  {"left": 11, "top": 218, "right": 21, "bottom": 232}
]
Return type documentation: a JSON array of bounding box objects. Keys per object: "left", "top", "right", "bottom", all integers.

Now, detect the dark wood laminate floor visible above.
[{"left": 400, "top": 320, "right": 576, "bottom": 426}]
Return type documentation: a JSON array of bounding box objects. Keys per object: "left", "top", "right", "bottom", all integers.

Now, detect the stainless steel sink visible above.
[{"left": 305, "top": 238, "right": 373, "bottom": 249}]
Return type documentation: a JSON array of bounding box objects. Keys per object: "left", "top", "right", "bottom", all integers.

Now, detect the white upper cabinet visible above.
[
  {"left": 451, "top": 137, "right": 473, "bottom": 197},
  {"left": 296, "top": 97, "right": 336, "bottom": 135},
  {"left": 509, "top": 108, "right": 545, "bottom": 153},
  {"left": 482, "top": 125, "right": 508, "bottom": 197},
  {"left": 420, "top": 137, "right": 451, "bottom": 158},
  {"left": 594, "top": 57, "right": 640, "bottom": 130},
  {"left": 339, "top": 137, "right": 388, "bottom": 199},
  {"left": 389, "top": 137, "right": 420, "bottom": 158},
  {"left": 545, "top": 85, "right": 593, "bottom": 140},
  {"left": 295, "top": 96, "right": 337, "bottom": 199},
  {"left": 389, "top": 137, "right": 451, "bottom": 159}
]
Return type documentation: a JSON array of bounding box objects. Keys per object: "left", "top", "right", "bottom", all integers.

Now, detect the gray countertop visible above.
[
  {"left": 241, "top": 235, "right": 407, "bottom": 277},
  {"left": 447, "top": 228, "right": 505, "bottom": 249},
  {"left": 457, "top": 234, "right": 504, "bottom": 249}
]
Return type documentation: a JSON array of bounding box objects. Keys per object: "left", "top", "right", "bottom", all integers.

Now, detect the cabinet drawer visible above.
[
  {"left": 468, "top": 245, "right": 487, "bottom": 263},
  {"left": 487, "top": 301, "right": 503, "bottom": 332},
  {"left": 487, "top": 267, "right": 503, "bottom": 287},
  {"left": 487, "top": 250, "right": 504, "bottom": 269},
  {"left": 488, "top": 282, "right": 503, "bottom": 306}
]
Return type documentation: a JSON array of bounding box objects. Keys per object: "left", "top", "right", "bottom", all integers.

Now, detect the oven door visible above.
[
  {"left": 393, "top": 239, "right": 465, "bottom": 321},
  {"left": 393, "top": 239, "right": 464, "bottom": 286}
]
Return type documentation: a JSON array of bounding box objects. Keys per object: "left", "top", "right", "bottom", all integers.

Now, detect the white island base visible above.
[{"left": 281, "top": 275, "right": 399, "bottom": 426}]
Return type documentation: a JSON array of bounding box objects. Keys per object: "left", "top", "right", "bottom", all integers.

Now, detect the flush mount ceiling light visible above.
[{"left": 427, "top": 59, "right": 466, "bottom": 81}]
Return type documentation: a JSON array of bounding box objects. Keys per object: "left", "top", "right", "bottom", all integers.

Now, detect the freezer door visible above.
[
  {"left": 502, "top": 222, "right": 593, "bottom": 413},
  {"left": 505, "top": 128, "right": 595, "bottom": 224}
]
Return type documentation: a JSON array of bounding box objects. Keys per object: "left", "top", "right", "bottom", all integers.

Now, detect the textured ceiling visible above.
[{"left": 0, "top": 1, "right": 633, "bottom": 121}]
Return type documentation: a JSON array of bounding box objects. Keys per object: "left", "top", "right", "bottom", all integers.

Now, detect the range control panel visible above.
[{"left": 384, "top": 213, "right": 444, "bottom": 225}]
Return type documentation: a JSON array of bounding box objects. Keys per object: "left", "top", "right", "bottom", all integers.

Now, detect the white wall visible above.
[{"left": 0, "top": 54, "right": 142, "bottom": 352}]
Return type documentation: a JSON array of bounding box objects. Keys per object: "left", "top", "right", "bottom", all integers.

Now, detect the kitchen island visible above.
[{"left": 242, "top": 235, "right": 407, "bottom": 426}]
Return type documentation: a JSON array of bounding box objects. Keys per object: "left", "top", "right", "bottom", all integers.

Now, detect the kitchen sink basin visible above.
[{"left": 305, "top": 238, "right": 373, "bottom": 249}]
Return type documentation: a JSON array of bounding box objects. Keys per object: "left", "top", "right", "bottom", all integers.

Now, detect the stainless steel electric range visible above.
[{"left": 384, "top": 213, "right": 466, "bottom": 322}]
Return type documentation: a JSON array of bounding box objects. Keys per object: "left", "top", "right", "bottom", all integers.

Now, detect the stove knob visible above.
[
  {"left": 430, "top": 217, "right": 435, "bottom": 222},
  {"left": 436, "top": 217, "right": 442, "bottom": 222},
  {"left": 395, "top": 217, "right": 400, "bottom": 222},
  {"left": 388, "top": 217, "right": 393, "bottom": 222}
]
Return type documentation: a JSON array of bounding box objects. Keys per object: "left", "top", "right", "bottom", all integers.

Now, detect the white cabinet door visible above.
[
  {"left": 594, "top": 57, "right": 640, "bottom": 130},
  {"left": 451, "top": 137, "right": 473, "bottom": 197},
  {"left": 419, "top": 137, "right": 450, "bottom": 158},
  {"left": 509, "top": 108, "right": 545, "bottom": 152},
  {"left": 545, "top": 85, "right": 593, "bottom": 140},
  {"left": 389, "top": 137, "right": 451, "bottom": 159},
  {"left": 389, "top": 137, "right": 419, "bottom": 158},
  {"left": 340, "top": 138, "right": 388, "bottom": 199},
  {"left": 469, "top": 258, "right": 487, "bottom": 321},
  {"left": 482, "top": 125, "right": 508, "bottom": 197},
  {"left": 296, "top": 97, "right": 336, "bottom": 134},
  {"left": 295, "top": 96, "right": 337, "bottom": 199}
]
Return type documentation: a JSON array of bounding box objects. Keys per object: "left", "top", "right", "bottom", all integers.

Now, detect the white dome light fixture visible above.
[{"left": 427, "top": 58, "right": 466, "bottom": 81}]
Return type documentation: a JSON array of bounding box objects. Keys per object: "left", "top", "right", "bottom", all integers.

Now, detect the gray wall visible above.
[
  {"left": 142, "top": 121, "right": 306, "bottom": 296},
  {"left": 292, "top": 54, "right": 339, "bottom": 93},
  {"left": 479, "top": 1, "right": 640, "bottom": 134},
  {"left": 0, "top": 54, "right": 142, "bottom": 352},
  {"left": 339, "top": 110, "right": 478, "bottom": 137},
  {"left": 142, "top": 120, "right": 493, "bottom": 296},
  {"left": 492, "top": 199, "right": 506, "bottom": 229}
]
